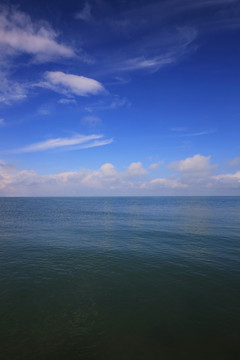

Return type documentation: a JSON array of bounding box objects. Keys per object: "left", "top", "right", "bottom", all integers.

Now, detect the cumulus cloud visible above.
[
  {"left": 10, "top": 134, "right": 113, "bottom": 153},
  {"left": 213, "top": 171, "right": 240, "bottom": 186},
  {"left": 0, "top": 6, "right": 75, "bottom": 62},
  {"left": 0, "top": 161, "right": 22, "bottom": 192},
  {"left": 167, "top": 154, "right": 219, "bottom": 190},
  {"left": 1, "top": 156, "right": 240, "bottom": 196},
  {"left": 0, "top": 161, "right": 148, "bottom": 196},
  {"left": 127, "top": 162, "right": 148, "bottom": 177},
  {"left": 99, "top": 163, "right": 117, "bottom": 176},
  {"left": 168, "top": 154, "right": 216, "bottom": 174},
  {"left": 39, "top": 71, "right": 105, "bottom": 97}
]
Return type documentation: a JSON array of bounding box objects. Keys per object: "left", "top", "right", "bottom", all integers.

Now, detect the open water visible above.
[{"left": 0, "top": 197, "right": 239, "bottom": 359}]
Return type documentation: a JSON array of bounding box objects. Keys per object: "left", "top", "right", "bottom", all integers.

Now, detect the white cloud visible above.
[
  {"left": 127, "top": 162, "right": 148, "bottom": 176},
  {"left": 0, "top": 118, "right": 5, "bottom": 126},
  {"left": 1, "top": 156, "right": 240, "bottom": 196},
  {"left": 0, "top": 161, "right": 20, "bottom": 192},
  {"left": 168, "top": 154, "right": 215, "bottom": 174},
  {"left": 149, "top": 161, "right": 163, "bottom": 170},
  {"left": 58, "top": 98, "right": 76, "bottom": 105},
  {"left": 74, "top": 138, "right": 113, "bottom": 150},
  {"left": 167, "top": 155, "right": 218, "bottom": 190},
  {"left": 120, "top": 54, "right": 175, "bottom": 72},
  {"left": 0, "top": 72, "right": 28, "bottom": 104},
  {"left": 213, "top": 171, "right": 240, "bottom": 185},
  {"left": 0, "top": 161, "right": 147, "bottom": 195},
  {"left": 141, "top": 178, "right": 188, "bottom": 189},
  {"left": 40, "top": 71, "right": 105, "bottom": 97},
  {"left": 0, "top": 7, "right": 77, "bottom": 104},
  {"left": 10, "top": 134, "right": 112, "bottom": 153},
  {"left": 99, "top": 163, "right": 117, "bottom": 176},
  {"left": 0, "top": 6, "right": 75, "bottom": 62}
]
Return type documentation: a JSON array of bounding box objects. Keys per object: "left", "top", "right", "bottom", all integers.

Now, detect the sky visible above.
[{"left": 0, "top": 0, "right": 240, "bottom": 196}]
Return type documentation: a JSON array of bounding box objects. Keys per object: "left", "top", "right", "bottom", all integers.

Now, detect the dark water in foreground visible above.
[{"left": 0, "top": 197, "right": 239, "bottom": 360}]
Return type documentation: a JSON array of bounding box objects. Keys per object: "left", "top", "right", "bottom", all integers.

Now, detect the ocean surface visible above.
[{"left": 0, "top": 197, "right": 239, "bottom": 360}]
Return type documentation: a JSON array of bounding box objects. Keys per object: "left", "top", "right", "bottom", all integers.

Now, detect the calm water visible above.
[{"left": 0, "top": 197, "right": 239, "bottom": 360}]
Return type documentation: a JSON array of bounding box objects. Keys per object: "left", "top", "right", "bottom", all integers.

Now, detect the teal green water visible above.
[{"left": 0, "top": 197, "right": 239, "bottom": 359}]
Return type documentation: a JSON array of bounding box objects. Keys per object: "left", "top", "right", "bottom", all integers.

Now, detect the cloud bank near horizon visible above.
[{"left": 1, "top": 155, "right": 240, "bottom": 196}]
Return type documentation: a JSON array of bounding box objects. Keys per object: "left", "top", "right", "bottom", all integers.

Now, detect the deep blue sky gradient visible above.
[{"left": 0, "top": 0, "right": 240, "bottom": 195}]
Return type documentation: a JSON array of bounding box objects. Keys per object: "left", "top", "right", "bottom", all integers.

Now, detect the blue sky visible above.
[{"left": 0, "top": 0, "right": 240, "bottom": 195}]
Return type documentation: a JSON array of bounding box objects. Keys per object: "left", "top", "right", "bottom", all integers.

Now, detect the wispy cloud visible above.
[
  {"left": 119, "top": 55, "right": 175, "bottom": 72},
  {"left": 102, "top": 26, "right": 198, "bottom": 73},
  {"left": 85, "top": 95, "right": 130, "bottom": 112},
  {"left": 75, "top": 2, "right": 92, "bottom": 22},
  {"left": 0, "top": 6, "right": 75, "bottom": 63},
  {"left": 149, "top": 161, "right": 163, "bottom": 170},
  {"left": 10, "top": 134, "right": 113, "bottom": 153},
  {"left": 81, "top": 115, "right": 102, "bottom": 126},
  {"left": 74, "top": 138, "right": 113, "bottom": 150},
  {"left": 58, "top": 98, "right": 77, "bottom": 105},
  {"left": 170, "top": 128, "right": 215, "bottom": 137},
  {"left": 229, "top": 156, "right": 240, "bottom": 168},
  {"left": 73, "top": 0, "right": 240, "bottom": 77},
  {"left": 0, "top": 6, "right": 77, "bottom": 105},
  {"left": 39, "top": 71, "right": 105, "bottom": 97},
  {"left": 179, "top": 130, "right": 215, "bottom": 137},
  {"left": 120, "top": 0, "right": 240, "bottom": 33},
  {"left": 0, "top": 72, "right": 28, "bottom": 104},
  {"left": 0, "top": 118, "right": 5, "bottom": 126}
]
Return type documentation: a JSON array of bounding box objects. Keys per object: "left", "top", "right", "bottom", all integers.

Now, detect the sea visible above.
[{"left": 0, "top": 197, "right": 239, "bottom": 360}]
